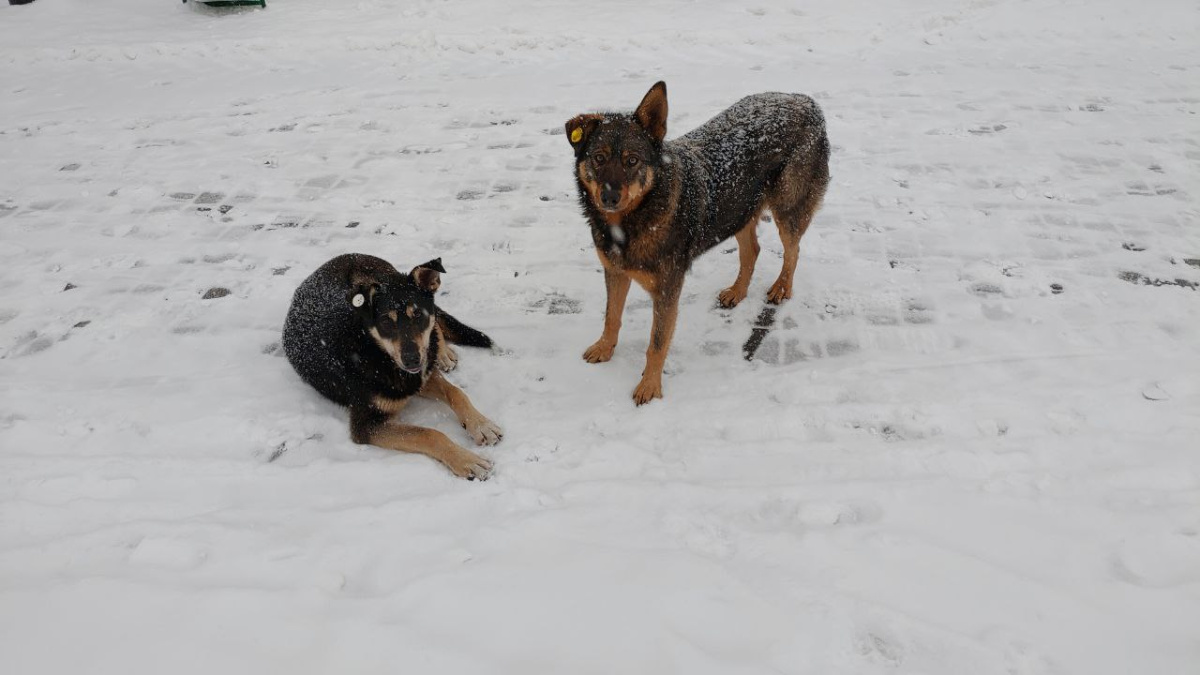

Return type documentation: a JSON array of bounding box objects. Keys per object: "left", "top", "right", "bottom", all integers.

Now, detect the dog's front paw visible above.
[
  {"left": 632, "top": 376, "right": 663, "bottom": 406},
  {"left": 583, "top": 339, "right": 616, "bottom": 363},
  {"left": 464, "top": 416, "right": 503, "bottom": 446},
  {"left": 437, "top": 344, "right": 459, "bottom": 372},
  {"left": 718, "top": 285, "right": 748, "bottom": 308},
  {"left": 444, "top": 448, "right": 493, "bottom": 481}
]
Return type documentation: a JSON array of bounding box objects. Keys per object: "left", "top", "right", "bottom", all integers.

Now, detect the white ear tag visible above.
[{"left": 352, "top": 293, "right": 366, "bottom": 308}]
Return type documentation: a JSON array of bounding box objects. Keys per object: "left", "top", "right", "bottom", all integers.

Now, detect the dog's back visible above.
[
  {"left": 672, "top": 92, "right": 829, "bottom": 255},
  {"left": 282, "top": 255, "right": 384, "bottom": 407}
]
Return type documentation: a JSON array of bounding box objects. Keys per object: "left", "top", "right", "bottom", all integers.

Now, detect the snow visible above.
[{"left": 1, "top": 0, "right": 1198, "bottom": 673}]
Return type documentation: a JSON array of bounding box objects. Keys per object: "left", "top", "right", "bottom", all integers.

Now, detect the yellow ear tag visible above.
[{"left": 570, "top": 127, "right": 583, "bottom": 143}]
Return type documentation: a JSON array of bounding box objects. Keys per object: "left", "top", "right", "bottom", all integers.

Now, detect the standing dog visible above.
[
  {"left": 566, "top": 82, "right": 830, "bottom": 404},
  {"left": 283, "top": 254, "right": 501, "bottom": 480}
]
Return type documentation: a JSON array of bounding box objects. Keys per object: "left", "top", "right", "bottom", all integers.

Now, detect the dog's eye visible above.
[
  {"left": 625, "top": 156, "right": 640, "bottom": 167},
  {"left": 591, "top": 153, "right": 607, "bottom": 165}
]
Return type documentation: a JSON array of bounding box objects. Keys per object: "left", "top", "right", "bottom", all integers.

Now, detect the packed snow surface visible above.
[{"left": 2, "top": 1, "right": 1198, "bottom": 673}]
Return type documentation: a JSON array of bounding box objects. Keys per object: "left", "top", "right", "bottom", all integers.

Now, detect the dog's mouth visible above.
[{"left": 399, "top": 363, "right": 423, "bottom": 374}]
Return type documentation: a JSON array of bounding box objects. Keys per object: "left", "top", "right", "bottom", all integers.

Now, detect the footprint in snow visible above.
[
  {"left": 129, "top": 537, "right": 207, "bottom": 570},
  {"left": 1112, "top": 530, "right": 1200, "bottom": 588}
]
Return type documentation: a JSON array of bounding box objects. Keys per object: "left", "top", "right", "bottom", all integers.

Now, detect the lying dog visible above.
[
  {"left": 566, "top": 82, "right": 830, "bottom": 404},
  {"left": 283, "top": 254, "right": 501, "bottom": 480}
]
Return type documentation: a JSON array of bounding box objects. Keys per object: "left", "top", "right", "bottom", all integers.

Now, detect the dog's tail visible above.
[{"left": 437, "top": 310, "right": 493, "bottom": 349}]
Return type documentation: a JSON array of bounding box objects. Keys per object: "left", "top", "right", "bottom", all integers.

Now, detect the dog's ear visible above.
[
  {"left": 414, "top": 257, "right": 446, "bottom": 274},
  {"left": 411, "top": 259, "right": 443, "bottom": 293},
  {"left": 635, "top": 81, "right": 668, "bottom": 143},
  {"left": 565, "top": 114, "right": 603, "bottom": 155},
  {"left": 348, "top": 282, "right": 379, "bottom": 314}
]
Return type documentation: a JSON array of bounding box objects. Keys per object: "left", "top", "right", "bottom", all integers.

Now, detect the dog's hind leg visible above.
[
  {"left": 766, "top": 147, "right": 829, "bottom": 305},
  {"left": 350, "top": 405, "right": 493, "bottom": 480},
  {"left": 718, "top": 215, "right": 761, "bottom": 308},
  {"left": 766, "top": 223, "right": 802, "bottom": 305},
  {"left": 437, "top": 310, "right": 493, "bottom": 349},
  {"left": 420, "top": 372, "right": 503, "bottom": 446}
]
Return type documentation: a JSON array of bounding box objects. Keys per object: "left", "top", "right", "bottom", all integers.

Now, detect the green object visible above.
[{"left": 184, "top": 0, "right": 267, "bottom": 7}]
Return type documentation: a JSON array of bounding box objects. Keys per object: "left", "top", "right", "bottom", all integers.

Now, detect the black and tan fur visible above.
[
  {"left": 566, "top": 82, "right": 830, "bottom": 404},
  {"left": 282, "top": 253, "right": 501, "bottom": 480}
]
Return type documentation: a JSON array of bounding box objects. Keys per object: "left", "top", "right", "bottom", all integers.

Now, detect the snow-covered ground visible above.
[{"left": 2, "top": 0, "right": 1198, "bottom": 672}]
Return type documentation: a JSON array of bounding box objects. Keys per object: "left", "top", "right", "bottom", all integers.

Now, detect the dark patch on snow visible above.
[
  {"left": 268, "top": 442, "right": 288, "bottom": 463},
  {"left": 345, "top": 221, "right": 360, "bottom": 229},
  {"left": 529, "top": 293, "right": 581, "bottom": 315},
  {"left": 63, "top": 282, "right": 77, "bottom": 291},
  {"left": 1051, "top": 283, "right": 1064, "bottom": 294},
  {"left": 970, "top": 282, "right": 1003, "bottom": 297},
  {"left": 195, "top": 192, "right": 224, "bottom": 204},
  {"left": 742, "top": 305, "right": 776, "bottom": 361},
  {"left": 1122, "top": 242, "right": 1146, "bottom": 252},
  {"left": 456, "top": 189, "right": 485, "bottom": 201},
  {"left": 1118, "top": 271, "right": 1197, "bottom": 290},
  {"left": 60, "top": 163, "right": 80, "bottom": 172},
  {"left": 272, "top": 266, "right": 290, "bottom": 276},
  {"left": 866, "top": 313, "right": 899, "bottom": 325},
  {"left": 218, "top": 204, "right": 234, "bottom": 214},
  {"left": 1184, "top": 258, "right": 1200, "bottom": 268},
  {"left": 202, "top": 287, "right": 231, "bottom": 300},
  {"left": 169, "top": 192, "right": 196, "bottom": 201},
  {"left": 73, "top": 320, "right": 91, "bottom": 329},
  {"left": 904, "top": 299, "right": 934, "bottom": 324},
  {"left": 826, "top": 339, "right": 860, "bottom": 357}
]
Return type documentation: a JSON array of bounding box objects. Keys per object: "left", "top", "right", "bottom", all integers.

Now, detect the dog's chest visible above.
[{"left": 593, "top": 217, "right": 670, "bottom": 272}]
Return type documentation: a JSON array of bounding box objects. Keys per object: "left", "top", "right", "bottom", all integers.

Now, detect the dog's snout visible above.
[
  {"left": 399, "top": 344, "right": 423, "bottom": 373},
  {"left": 600, "top": 189, "right": 621, "bottom": 209}
]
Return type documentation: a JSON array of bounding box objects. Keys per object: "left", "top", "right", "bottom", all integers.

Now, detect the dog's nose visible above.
[
  {"left": 399, "top": 346, "right": 422, "bottom": 373},
  {"left": 600, "top": 189, "right": 621, "bottom": 209}
]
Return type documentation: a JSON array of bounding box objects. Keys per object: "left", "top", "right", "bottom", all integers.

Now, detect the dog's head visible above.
[
  {"left": 349, "top": 258, "right": 444, "bottom": 374},
  {"left": 565, "top": 81, "right": 668, "bottom": 216}
]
